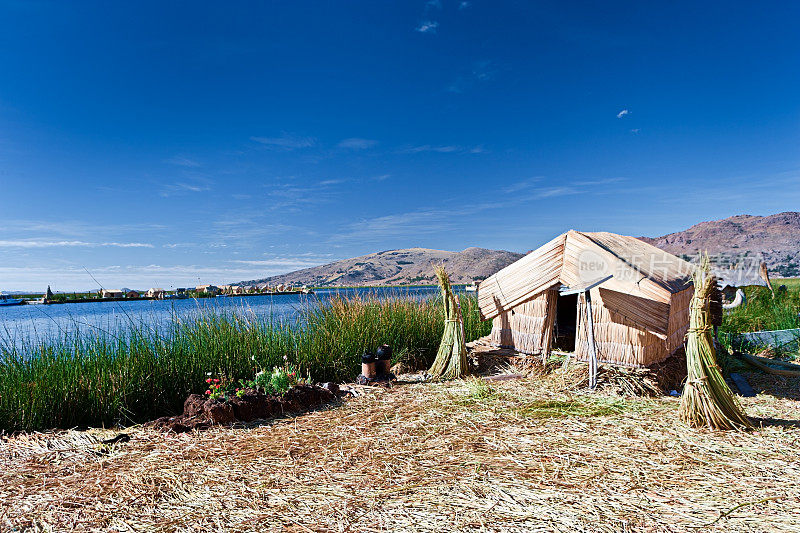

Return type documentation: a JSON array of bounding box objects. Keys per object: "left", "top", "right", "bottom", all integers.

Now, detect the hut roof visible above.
[{"left": 478, "top": 230, "right": 694, "bottom": 320}]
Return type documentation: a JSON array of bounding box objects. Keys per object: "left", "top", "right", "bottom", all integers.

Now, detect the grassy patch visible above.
[
  {"left": 513, "top": 397, "right": 628, "bottom": 418},
  {"left": 720, "top": 285, "right": 800, "bottom": 334},
  {"left": 773, "top": 278, "right": 800, "bottom": 290},
  {"left": 462, "top": 377, "right": 498, "bottom": 401}
]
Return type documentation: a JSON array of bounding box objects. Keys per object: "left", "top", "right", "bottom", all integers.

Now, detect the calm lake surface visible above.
[{"left": 0, "top": 287, "right": 450, "bottom": 344}]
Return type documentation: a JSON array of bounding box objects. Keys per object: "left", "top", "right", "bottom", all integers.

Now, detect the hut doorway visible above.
[{"left": 553, "top": 293, "right": 578, "bottom": 351}]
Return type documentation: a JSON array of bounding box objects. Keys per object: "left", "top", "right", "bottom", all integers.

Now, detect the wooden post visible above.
[
  {"left": 558, "top": 275, "right": 609, "bottom": 387},
  {"left": 584, "top": 291, "right": 598, "bottom": 390}
]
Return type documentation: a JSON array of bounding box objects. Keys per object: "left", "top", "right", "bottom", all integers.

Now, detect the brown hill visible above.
[
  {"left": 643, "top": 212, "right": 800, "bottom": 277},
  {"left": 238, "top": 247, "right": 525, "bottom": 287},
  {"left": 239, "top": 212, "right": 800, "bottom": 287}
]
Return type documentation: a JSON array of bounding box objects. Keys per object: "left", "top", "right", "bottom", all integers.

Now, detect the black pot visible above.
[{"left": 376, "top": 344, "right": 392, "bottom": 360}]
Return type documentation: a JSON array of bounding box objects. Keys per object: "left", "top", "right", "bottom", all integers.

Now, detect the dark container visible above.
[
  {"left": 361, "top": 351, "right": 377, "bottom": 379},
  {"left": 376, "top": 344, "right": 392, "bottom": 375}
]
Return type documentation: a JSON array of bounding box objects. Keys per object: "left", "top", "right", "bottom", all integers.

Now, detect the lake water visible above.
[{"left": 0, "top": 287, "right": 449, "bottom": 344}]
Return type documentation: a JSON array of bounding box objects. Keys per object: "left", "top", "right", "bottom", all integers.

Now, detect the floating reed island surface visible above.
[
  {"left": 2, "top": 376, "right": 799, "bottom": 532},
  {"left": 0, "top": 295, "right": 490, "bottom": 432}
]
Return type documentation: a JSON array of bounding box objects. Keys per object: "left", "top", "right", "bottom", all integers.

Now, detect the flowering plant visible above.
[{"left": 203, "top": 375, "right": 226, "bottom": 401}]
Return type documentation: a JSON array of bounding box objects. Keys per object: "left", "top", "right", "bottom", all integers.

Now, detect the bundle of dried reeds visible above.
[
  {"left": 428, "top": 266, "right": 468, "bottom": 380},
  {"left": 680, "top": 259, "right": 753, "bottom": 430}
]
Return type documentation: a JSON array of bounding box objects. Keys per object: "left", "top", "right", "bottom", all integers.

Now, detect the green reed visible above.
[
  {"left": 0, "top": 295, "right": 490, "bottom": 431},
  {"left": 720, "top": 285, "right": 800, "bottom": 334}
]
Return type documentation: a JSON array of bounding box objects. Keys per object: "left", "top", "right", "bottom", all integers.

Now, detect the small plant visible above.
[
  {"left": 464, "top": 377, "right": 497, "bottom": 401},
  {"left": 239, "top": 355, "right": 311, "bottom": 396},
  {"left": 204, "top": 376, "right": 226, "bottom": 401}
]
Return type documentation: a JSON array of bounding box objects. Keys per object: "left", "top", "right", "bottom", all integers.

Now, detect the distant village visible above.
[{"left": 28, "top": 283, "right": 312, "bottom": 305}]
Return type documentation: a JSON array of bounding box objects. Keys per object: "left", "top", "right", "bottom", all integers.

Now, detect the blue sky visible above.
[{"left": 1, "top": 1, "right": 799, "bottom": 290}]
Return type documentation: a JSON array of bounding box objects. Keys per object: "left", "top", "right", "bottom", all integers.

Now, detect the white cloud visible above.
[
  {"left": 616, "top": 109, "right": 630, "bottom": 118},
  {"left": 416, "top": 21, "right": 439, "bottom": 33},
  {"left": 0, "top": 240, "right": 153, "bottom": 248},
  {"left": 425, "top": 0, "right": 442, "bottom": 10},
  {"left": 337, "top": 138, "right": 378, "bottom": 149},
  {"left": 459, "top": 1, "right": 470, "bottom": 9},
  {"left": 250, "top": 133, "right": 316, "bottom": 149}
]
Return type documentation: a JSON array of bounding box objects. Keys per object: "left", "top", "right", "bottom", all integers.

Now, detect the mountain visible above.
[
  {"left": 237, "top": 247, "right": 525, "bottom": 287},
  {"left": 238, "top": 212, "right": 800, "bottom": 287},
  {"left": 643, "top": 212, "right": 800, "bottom": 277}
]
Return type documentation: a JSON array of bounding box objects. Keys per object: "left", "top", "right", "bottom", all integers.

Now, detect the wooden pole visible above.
[{"left": 585, "top": 291, "right": 598, "bottom": 390}]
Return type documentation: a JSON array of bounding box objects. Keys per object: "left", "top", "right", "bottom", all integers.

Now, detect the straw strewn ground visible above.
[{"left": 2, "top": 373, "right": 799, "bottom": 532}]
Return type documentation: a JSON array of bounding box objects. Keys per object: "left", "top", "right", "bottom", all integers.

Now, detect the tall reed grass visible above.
[
  {"left": 720, "top": 285, "right": 800, "bottom": 334},
  {"left": 0, "top": 295, "right": 490, "bottom": 431}
]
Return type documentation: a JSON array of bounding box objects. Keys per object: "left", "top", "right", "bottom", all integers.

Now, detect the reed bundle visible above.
[
  {"left": 428, "top": 266, "right": 469, "bottom": 379},
  {"left": 680, "top": 259, "right": 753, "bottom": 430}
]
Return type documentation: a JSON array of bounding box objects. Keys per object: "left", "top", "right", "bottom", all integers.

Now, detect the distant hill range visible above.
[
  {"left": 642, "top": 212, "right": 800, "bottom": 278},
  {"left": 237, "top": 247, "right": 525, "bottom": 287},
  {"left": 238, "top": 212, "right": 800, "bottom": 287}
]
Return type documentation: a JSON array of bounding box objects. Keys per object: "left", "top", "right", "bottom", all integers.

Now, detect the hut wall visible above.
[
  {"left": 574, "top": 288, "right": 670, "bottom": 368},
  {"left": 666, "top": 286, "right": 693, "bottom": 354},
  {"left": 490, "top": 290, "right": 556, "bottom": 354},
  {"left": 492, "top": 285, "right": 693, "bottom": 368}
]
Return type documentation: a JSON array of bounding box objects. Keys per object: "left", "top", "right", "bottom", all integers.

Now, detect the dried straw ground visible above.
[{"left": 2, "top": 370, "right": 799, "bottom": 532}]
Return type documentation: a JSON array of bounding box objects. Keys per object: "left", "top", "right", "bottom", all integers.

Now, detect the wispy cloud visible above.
[
  {"left": 0, "top": 261, "right": 334, "bottom": 291},
  {"left": 318, "top": 179, "right": 347, "bottom": 186},
  {"left": 0, "top": 220, "right": 167, "bottom": 238},
  {"left": 425, "top": 0, "right": 442, "bottom": 10},
  {"left": 229, "top": 258, "right": 324, "bottom": 268},
  {"left": 400, "top": 144, "right": 486, "bottom": 154},
  {"left": 630, "top": 128, "right": 640, "bottom": 134},
  {"left": 0, "top": 240, "right": 153, "bottom": 248},
  {"left": 534, "top": 186, "right": 579, "bottom": 198},
  {"left": 166, "top": 156, "right": 201, "bottom": 168},
  {"left": 337, "top": 137, "right": 378, "bottom": 150},
  {"left": 416, "top": 20, "right": 439, "bottom": 33},
  {"left": 572, "top": 177, "right": 626, "bottom": 186},
  {"left": 616, "top": 109, "right": 630, "bottom": 118},
  {"left": 502, "top": 177, "right": 543, "bottom": 193},
  {"left": 458, "top": 1, "right": 470, "bottom": 9},
  {"left": 504, "top": 177, "right": 626, "bottom": 197},
  {"left": 250, "top": 133, "right": 316, "bottom": 150},
  {"left": 159, "top": 179, "right": 212, "bottom": 197},
  {"left": 336, "top": 208, "right": 453, "bottom": 243},
  {"left": 333, "top": 174, "right": 623, "bottom": 245}
]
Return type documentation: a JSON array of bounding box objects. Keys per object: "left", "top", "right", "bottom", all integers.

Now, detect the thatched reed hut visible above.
[{"left": 478, "top": 230, "right": 695, "bottom": 368}]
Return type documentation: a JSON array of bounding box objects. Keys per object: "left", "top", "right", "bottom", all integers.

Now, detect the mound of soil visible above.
[{"left": 149, "top": 384, "right": 342, "bottom": 432}]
